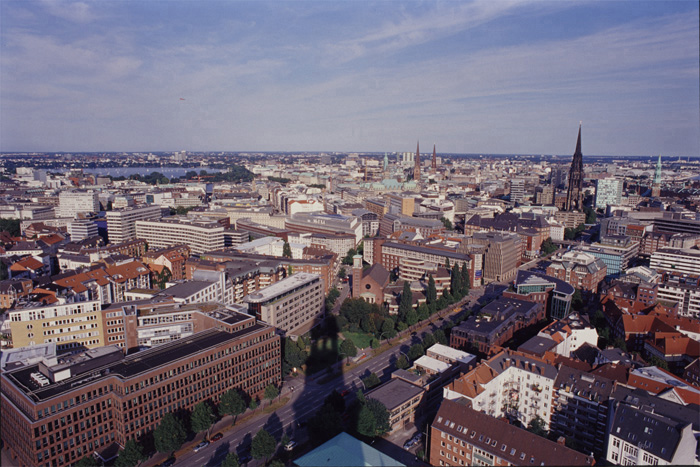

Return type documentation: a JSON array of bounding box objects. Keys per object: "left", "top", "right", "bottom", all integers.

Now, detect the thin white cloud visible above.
[{"left": 39, "top": 0, "right": 98, "bottom": 23}]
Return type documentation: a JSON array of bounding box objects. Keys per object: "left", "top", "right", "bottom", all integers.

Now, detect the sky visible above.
[{"left": 1, "top": 1, "right": 698, "bottom": 157}]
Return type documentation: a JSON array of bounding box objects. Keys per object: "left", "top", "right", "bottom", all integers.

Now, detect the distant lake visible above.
[{"left": 58, "top": 167, "right": 225, "bottom": 178}]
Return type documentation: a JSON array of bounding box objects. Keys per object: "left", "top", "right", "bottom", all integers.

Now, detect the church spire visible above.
[
  {"left": 652, "top": 154, "right": 662, "bottom": 197},
  {"left": 431, "top": 144, "right": 437, "bottom": 172},
  {"left": 565, "top": 123, "right": 584, "bottom": 211},
  {"left": 414, "top": 140, "right": 421, "bottom": 182}
]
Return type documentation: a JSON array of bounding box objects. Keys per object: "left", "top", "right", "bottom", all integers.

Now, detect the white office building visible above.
[
  {"left": 58, "top": 191, "right": 100, "bottom": 219},
  {"left": 107, "top": 205, "right": 163, "bottom": 245},
  {"left": 135, "top": 217, "right": 224, "bottom": 254},
  {"left": 595, "top": 178, "right": 623, "bottom": 209}
]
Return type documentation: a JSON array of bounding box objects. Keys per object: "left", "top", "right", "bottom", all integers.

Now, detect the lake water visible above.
[{"left": 59, "top": 167, "right": 225, "bottom": 178}]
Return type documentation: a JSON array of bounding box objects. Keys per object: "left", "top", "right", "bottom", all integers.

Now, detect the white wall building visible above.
[{"left": 58, "top": 191, "right": 100, "bottom": 219}]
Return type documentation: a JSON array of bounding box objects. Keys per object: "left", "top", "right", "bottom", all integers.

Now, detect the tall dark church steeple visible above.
[{"left": 565, "top": 124, "right": 584, "bottom": 212}]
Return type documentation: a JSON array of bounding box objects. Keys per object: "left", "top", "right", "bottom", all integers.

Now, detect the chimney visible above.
[{"left": 557, "top": 436, "right": 566, "bottom": 446}]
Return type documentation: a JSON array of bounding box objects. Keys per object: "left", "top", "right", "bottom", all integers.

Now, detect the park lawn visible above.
[{"left": 343, "top": 331, "right": 374, "bottom": 349}]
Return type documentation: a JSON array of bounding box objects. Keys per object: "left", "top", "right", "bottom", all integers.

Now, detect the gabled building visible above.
[{"left": 430, "top": 399, "right": 594, "bottom": 467}]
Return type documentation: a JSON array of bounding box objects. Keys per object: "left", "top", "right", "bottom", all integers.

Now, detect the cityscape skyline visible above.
[{"left": 1, "top": 1, "right": 699, "bottom": 157}]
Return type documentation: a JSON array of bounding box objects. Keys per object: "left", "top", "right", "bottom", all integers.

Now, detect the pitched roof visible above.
[{"left": 433, "top": 399, "right": 593, "bottom": 466}]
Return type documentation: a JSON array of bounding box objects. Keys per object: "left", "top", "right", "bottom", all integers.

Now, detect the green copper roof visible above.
[{"left": 294, "top": 432, "right": 405, "bottom": 467}]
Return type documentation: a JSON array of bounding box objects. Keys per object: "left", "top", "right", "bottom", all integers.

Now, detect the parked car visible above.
[
  {"left": 210, "top": 432, "right": 223, "bottom": 442},
  {"left": 161, "top": 457, "right": 176, "bottom": 467},
  {"left": 193, "top": 440, "right": 209, "bottom": 452},
  {"left": 340, "top": 389, "right": 350, "bottom": 397},
  {"left": 403, "top": 439, "right": 415, "bottom": 450},
  {"left": 284, "top": 440, "right": 297, "bottom": 451}
]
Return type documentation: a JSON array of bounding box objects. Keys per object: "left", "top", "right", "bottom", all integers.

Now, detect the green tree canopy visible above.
[
  {"left": 526, "top": 415, "right": 548, "bottom": 438},
  {"left": 408, "top": 343, "right": 425, "bottom": 361},
  {"left": 380, "top": 318, "right": 396, "bottom": 339},
  {"left": 440, "top": 217, "right": 453, "bottom": 230},
  {"left": 398, "top": 281, "right": 413, "bottom": 323},
  {"left": 357, "top": 405, "right": 376, "bottom": 437},
  {"left": 450, "top": 263, "right": 463, "bottom": 297},
  {"left": 540, "top": 238, "right": 558, "bottom": 256},
  {"left": 357, "top": 399, "right": 390, "bottom": 437},
  {"left": 264, "top": 384, "right": 279, "bottom": 404},
  {"left": 309, "top": 403, "right": 343, "bottom": 444},
  {"left": 340, "top": 339, "right": 358, "bottom": 361},
  {"left": 114, "top": 439, "right": 145, "bottom": 467},
  {"left": 251, "top": 429, "right": 276, "bottom": 461},
  {"left": 405, "top": 307, "right": 418, "bottom": 326},
  {"left": 422, "top": 333, "right": 436, "bottom": 349},
  {"left": 191, "top": 401, "right": 216, "bottom": 433},
  {"left": 75, "top": 455, "right": 100, "bottom": 467},
  {"left": 460, "top": 263, "right": 470, "bottom": 295},
  {"left": 427, "top": 275, "right": 437, "bottom": 306},
  {"left": 222, "top": 452, "right": 240, "bottom": 467},
  {"left": 219, "top": 388, "right": 246, "bottom": 419},
  {"left": 416, "top": 304, "right": 430, "bottom": 322},
  {"left": 282, "top": 242, "right": 292, "bottom": 258},
  {"left": 395, "top": 354, "right": 409, "bottom": 370},
  {"left": 434, "top": 329, "right": 447, "bottom": 345},
  {"left": 154, "top": 413, "right": 186, "bottom": 454},
  {"left": 362, "top": 373, "right": 381, "bottom": 390}
]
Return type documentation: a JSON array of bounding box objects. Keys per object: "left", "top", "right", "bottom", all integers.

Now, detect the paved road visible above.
[{"left": 148, "top": 288, "right": 490, "bottom": 467}]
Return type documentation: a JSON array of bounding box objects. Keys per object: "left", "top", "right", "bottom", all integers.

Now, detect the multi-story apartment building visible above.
[
  {"left": 385, "top": 192, "right": 416, "bottom": 216},
  {"left": 656, "top": 273, "right": 700, "bottom": 319},
  {"left": 57, "top": 191, "right": 100, "bottom": 219},
  {"left": 519, "top": 313, "right": 598, "bottom": 358},
  {"left": 650, "top": 247, "right": 700, "bottom": 276},
  {"left": 8, "top": 300, "right": 105, "bottom": 352},
  {"left": 546, "top": 250, "right": 607, "bottom": 293},
  {"left": 639, "top": 231, "right": 700, "bottom": 258},
  {"left": 106, "top": 205, "right": 163, "bottom": 245},
  {"left": 652, "top": 211, "right": 700, "bottom": 236},
  {"left": 550, "top": 365, "right": 614, "bottom": 458},
  {"left": 363, "top": 197, "right": 388, "bottom": 218},
  {"left": 1, "top": 311, "right": 281, "bottom": 467},
  {"left": 135, "top": 217, "right": 224, "bottom": 255},
  {"left": 243, "top": 272, "right": 324, "bottom": 336},
  {"left": 595, "top": 178, "right": 622, "bottom": 209},
  {"left": 606, "top": 386, "right": 698, "bottom": 466},
  {"left": 430, "top": 399, "right": 594, "bottom": 467},
  {"left": 444, "top": 349, "right": 557, "bottom": 430}
]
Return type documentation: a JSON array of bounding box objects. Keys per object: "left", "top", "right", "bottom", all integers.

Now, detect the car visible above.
[
  {"left": 411, "top": 433, "right": 423, "bottom": 443},
  {"left": 161, "top": 457, "right": 176, "bottom": 467},
  {"left": 284, "top": 441, "right": 297, "bottom": 451},
  {"left": 193, "top": 441, "right": 209, "bottom": 453},
  {"left": 210, "top": 433, "right": 223, "bottom": 442},
  {"left": 339, "top": 389, "right": 350, "bottom": 397},
  {"left": 403, "top": 440, "right": 415, "bottom": 450}
]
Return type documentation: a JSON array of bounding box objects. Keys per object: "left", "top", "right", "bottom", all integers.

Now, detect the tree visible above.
[
  {"left": 0, "top": 219, "right": 21, "bottom": 237},
  {"left": 526, "top": 416, "right": 548, "bottom": 438},
  {"left": 571, "top": 288, "right": 584, "bottom": 311},
  {"left": 75, "top": 455, "right": 100, "bottom": 467},
  {"left": 324, "top": 390, "right": 346, "bottom": 414},
  {"left": 356, "top": 405, "right": 377, "bottom": 437},
  {"left": 405, "top": 307, "right": 418, "bottom": 326},
  {"left": 540, "top": 238, "right": 558, "bottom": 256},
  {"left": 408, "top": 343, "right": 425, "bottom": 361},
  {"left": 647, "top": 355, "right": 669, "bottom": 370},
  {"left": 395, "top": 354, "right": 409, "bottom": 370},
  {"left": 251, "top": 428, "right": 276, "bottom": 462},
  {"left": 362, "top": 373, "right": 381, "bottom": 390},
  {"left": 154, "top": 413, "right": 186, "bottom": 454},
  {"left": 115, "top": 439, "right": 145, "bottom": 467},
  {"left": 283, "top": 337, "right": 308, "bottom": 375},
  {"left": 222, "top": 452, "right": 240, "bottom": 467},
  {"left": 219, "top": 389, "right": 246, "bottom": 421},
  {"left": 191, "top": 401, "right": 216, "bottom": 433},
  {"left": 282, "top": 241, "right": 292, "bottom": 258},
  {"left": 450, "top": 263, "right": 462, "bottom": 296},
  {"left": 264, "top": 384, "right": 279, "bottom": 405},
  {"left": 381, "top": 317, "right": 396, "bottom": 339},
  {"left": 398, "top": 281, "right": 413, "bottom": 323},
  {"left": 249, "top": 399, "right": 258, "bottom": 411},
  {"left": 440, "top": 217, "right": 453, "bottom": 230},
  {"left": 309, "top": 402, "right": 343, "bottom": 443},
  {"left": 416, "top": 304, "right": 429, "bottom": 322},
  {"left": 422, "top": 333, "right": 436, "bottom": 349},
  {"left": 153, "top": 267, "right": 172, "bottom": 290},
  {"left": 460, "top": 263, "right": 470, "bottom": 295},
  {"left": 337, "top": 268, "right": 346, "bottom": 279},
  {"left": 427, "top": 275, "right": 438, "bottom": 314},
  {"left": 340, "top": 339, "right": 357, "bottom": 364},
  {"left": 434, "top": 329, "right": 447, "bottom": 345},
  {"left": 366, "top": 399, "right": 390, "bottom": 436},
  {"left": 584, "top": 206, "right": 597, "bottom": 225}
]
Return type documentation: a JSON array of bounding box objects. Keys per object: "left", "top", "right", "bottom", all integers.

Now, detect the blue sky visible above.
[{"left": 1, "top": 1, "right": 698, "bottom": 156}]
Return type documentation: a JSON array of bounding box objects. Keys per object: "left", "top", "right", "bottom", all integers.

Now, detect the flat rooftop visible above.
[
  {"left": 294, "top": 432, "right": 404, "bottom": 467},
  {"left": 4, "top": 322, "right": 270, "bottom": 403},
  {"left": 243, "top": 272, "right": 320, "bottom": 304}
]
